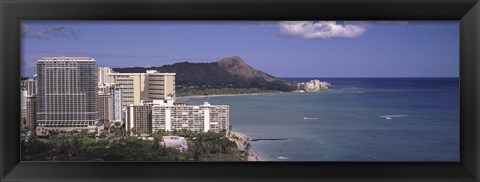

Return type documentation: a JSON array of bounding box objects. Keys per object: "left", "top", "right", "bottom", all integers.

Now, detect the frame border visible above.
[{"left": 1, "top": 0, "right": 479, "bottom": 181}]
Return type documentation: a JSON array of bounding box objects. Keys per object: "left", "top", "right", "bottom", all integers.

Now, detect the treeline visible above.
[
  {"left": 176, "top": 80, "right": 297, "bottom": 92},
  {"left": 176, "top": 88, "right": 278, "bottom": 97},
  {"left": 21, "top": 130, "right": 246, "bottom": 161}
]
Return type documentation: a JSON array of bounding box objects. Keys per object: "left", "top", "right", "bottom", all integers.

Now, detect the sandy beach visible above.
[
  {"left": 180, "top": 92, "right": 273, "bottom": 161},
  {"left": 227, "top": 131, "right": 264, "bottom": 161}
]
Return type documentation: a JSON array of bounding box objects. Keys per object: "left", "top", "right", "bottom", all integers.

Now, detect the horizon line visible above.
[{"left": 278, "top": 76, "right": 459, "bottom": 78}]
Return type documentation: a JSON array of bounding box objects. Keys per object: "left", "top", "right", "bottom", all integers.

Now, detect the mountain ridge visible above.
[{"left": 112, "top": 56, "right": 295, "bottom": 91}]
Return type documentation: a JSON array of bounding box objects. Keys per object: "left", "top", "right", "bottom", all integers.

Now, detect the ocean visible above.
[{"left": 185, "top": 78, "right": 459, "bottom": 161}]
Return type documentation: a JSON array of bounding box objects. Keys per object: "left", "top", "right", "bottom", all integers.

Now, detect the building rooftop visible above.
[
  {"left": 39, "top": 56, "right": 95, "bottom": 61},
  {"left": 162, "top": 136, "right": 188, "bottom": 152}
]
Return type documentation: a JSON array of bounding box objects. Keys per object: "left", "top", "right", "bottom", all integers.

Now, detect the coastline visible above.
[
  {"left": 178, "top": 92, "right": 276, "bottom": 161},
  {"left": 227, "top": 131, "right": 264, "bottom": 161},
  {"left": 177, "top": 92, "right": 277, "bottom": 99}
]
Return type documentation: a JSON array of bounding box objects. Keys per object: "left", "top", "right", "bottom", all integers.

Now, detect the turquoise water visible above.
[{"left": 186, "top": 78, "right": 459, "bottom": 161}]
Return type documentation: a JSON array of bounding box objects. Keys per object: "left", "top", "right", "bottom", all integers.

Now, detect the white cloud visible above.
[{"left": 278, "top": 21, "right": 368, "bottom": 39}]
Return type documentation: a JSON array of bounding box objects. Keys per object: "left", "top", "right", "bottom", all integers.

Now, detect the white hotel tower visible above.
[
  {"left": 36, "top": 57, "right": 98, "bottom": 131},
  {"left": 150, "top": 98, "right": 229, "bottom": 133}
]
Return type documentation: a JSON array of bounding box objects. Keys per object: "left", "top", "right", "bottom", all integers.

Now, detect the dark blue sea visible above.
[{"left": 186, "top": 78, "right": 459, "bottom": 161}]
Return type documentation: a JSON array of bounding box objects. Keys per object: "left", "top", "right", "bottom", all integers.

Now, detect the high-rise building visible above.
[
  {"left": 21, "top": 77, "right": 37, "bottom": 96},
  {"left": 107, "top": 70, "right": 175, "bottom": 108},
  {"left": 20, "top": 89, "right": 27, "bottom": 131},
  {"left": 123, "top": 98, "right": 229, "bottom": 135},
  {"left": 112, "top": 87, "right": 123, "bottom": 121},
  {"left": 98, "top": 94, "right": 113, "bottom": 122},
  {"left": 25, "top": 95, "right": 37, "bottom": 132},
  {"left": 36, "top": 57, "right": 98, "bottom": 133},
  {"left": 98, "top": 67, "right": 114, "bottom": 86},
  {"left": 20, "top": 77, "right": 37, "bottom": 132},
  {"left": 152, "top": 98, "right": 229, "bottom": 133},
  {"left": 124, "top": 105, "right": 152, "bottom": 134},
  {"left": 97, "top": 84, "right": 123, "bottom": 122}
]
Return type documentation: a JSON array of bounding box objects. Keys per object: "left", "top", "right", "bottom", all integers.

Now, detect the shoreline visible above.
[
  {"left": 177, "top": 92, "right": 278, "bottom": 99},
  {"left": 176, "top": 89, "right": 331, "bottom": 99},
  {"left": 227, "top": 131, "right": 265, "bottom": 161}
]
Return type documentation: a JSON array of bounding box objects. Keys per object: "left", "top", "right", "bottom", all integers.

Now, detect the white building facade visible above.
[
  {"left": 36, "top": 57, "right": 98, "bottom": 132},
  {"left": 298, "top": 79, "right": 331, "bottom": 92},
  {"left": 151, "top": 98, "right": 229, "bottom": 133}
]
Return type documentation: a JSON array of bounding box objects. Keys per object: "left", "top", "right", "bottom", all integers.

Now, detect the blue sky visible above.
[{"left": 21, "top": 21, "right": 459, "bottom": 77}]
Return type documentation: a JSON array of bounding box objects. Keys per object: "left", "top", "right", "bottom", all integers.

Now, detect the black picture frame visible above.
[{"left": 1, "top": 0, "right": 479, "bottom": 181}]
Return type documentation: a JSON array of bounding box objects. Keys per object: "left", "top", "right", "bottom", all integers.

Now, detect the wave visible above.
[
  {"left": 277, "top": 156, "right": 289, "bottom": 160},
  {"left": 379, "top": 115, "right": 408, "bottom": 120}
]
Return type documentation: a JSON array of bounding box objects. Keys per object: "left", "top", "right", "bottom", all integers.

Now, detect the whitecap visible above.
[{"left": 379, "top": 115, "right": 407, "bottom": 120}]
